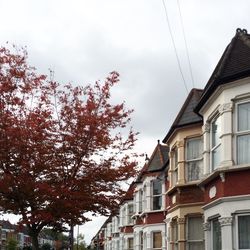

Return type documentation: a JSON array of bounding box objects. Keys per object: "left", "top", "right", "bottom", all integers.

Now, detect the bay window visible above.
[
  {"left": 172, "top": 148, "right": 178, "bottom": 186},
  {"left": 139, "top": 231, "right": 143, "bottom": 250},
  {"left": 237, "top": 102, "right": 250, "bottom": 164},
  {"left": 152, "top": 231, "right": 162, "bottom": 249},
  {"left": 186, "top": 217, "right": 204, "bottom": 250},
  {"left": 238, "top": 214, "right": 250, "bottom": 249},
  {"left": 172, "top": 220, "right": 178, "bottom": 250},
  {"left": 139, "top": 189, "right": 143, "bottom": 213},
  {"left": 211, "top": 116, "right": 221, "bottom": 170},
  {"left": 212, "top": 218, "right": 221, "bottom": 250},
  {"left": 128, "top": 204, "right": 134, "bottom": 224},
  {"left": 186, "top": 138, "right": 203, "bottom": 181},
  {"left": 152, "top": 179, "right": 162, "bottom": 210},
  {"left": 128, "top": 238, "right": 134, "bottom": 250}
]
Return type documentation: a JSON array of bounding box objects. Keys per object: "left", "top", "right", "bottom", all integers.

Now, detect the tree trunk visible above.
[
  {"left": 32, "top": 236, "right": 39, "bottom": 250},
  {"left": 69, "top": 224, "right": 74, "bottom": 250},
  {"left": 29, "top": 230, "right": 40, "bottom": 250}
]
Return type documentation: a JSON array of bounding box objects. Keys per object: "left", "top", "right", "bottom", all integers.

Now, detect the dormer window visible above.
[
  {"left": 211, "top": 116, "right": 221, "bottom": 170},
  {"left": 237, "top": 101, "right": 250, "bottom": 164},
  {"left": 186, "top": 137, "right": 203, "bottom": 181}
]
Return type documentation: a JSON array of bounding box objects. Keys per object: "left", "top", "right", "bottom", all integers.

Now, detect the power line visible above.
[
  {"left": 161, "top": 0, "right": 189, "bottom": 94},
  {"left": 176, "top": 0, "right": 195, "bottom": 88}
]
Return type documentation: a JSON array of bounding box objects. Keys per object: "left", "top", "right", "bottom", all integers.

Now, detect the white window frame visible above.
[
  {"left": 139, "top": 231, "right": 143, "bottom": 250},
  {"left": 235, "top": 100, "right": 250, "bottom": 165},
  {"left": 172, "top": 219, "right": 178, "bottom": 250},
  {"left": 172, "top": 148, "right": 178, "bottom": 186},
  {"left": 210, "top": 218, "right": 222, "bottom": 250},
  {"left": 151, "top": 179, "right": 162, "bottom": 211},
  {"left": 210, "top": 115, "right": 221, "bottom": 171},
  {"left": 127, "top": 237, "right": 134, "bottom": 250},
  {"left": 185, "top": 137, "right": 203, "bottom": 182},
  {"left": 138, "top": 189, "right": 143, "bottom": 213},
  {"left": 152, "top": 231, "right": 162, "bottom": 250},
  {"left": 186, "top": 216, "right": 204, "bottom": 250},
  {"left": 127, "top": 203, "right": 134, "bottom": 225},
  {"left": 235, "top": 213, "right": 250, "bottom": 250}
]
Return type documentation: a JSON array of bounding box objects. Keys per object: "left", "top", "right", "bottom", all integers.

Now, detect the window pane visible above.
[
  {"left": 173, "top": 221, "right": 178, "bottom": 242},
  {"left": 153, "top": 232, "right": 162, "bottom": 248},
  {"left": 237, "top": 134, "right": 250, "bottom": 164},
  {"left": 188, "top": 242, "right": 204, "bottom": 250},
  {"left": 153, "top": 196, "right": 162, "bottom": 210},
  {"left": 153, "top": 180, "right": 162, "bottom": 195},
  {"left": 212, "top": 219, "right": 221, "bottom": 250},
  {"left": 238, "top": 215, "right": 250, "bottom": 249},
  {"left": 211, "top": 117, "right": 221, "bottom": 148},
  {"left": 174, "top": 149, "right": 178, "bottom": 168},
  {"left": 188, "top": 217, "right": 203, "bottom": 240},
  {"left": 187, "top": 160, "right": 202, "bottom": 181},
  {"left": 212, "top": 145, "right": 221, "bottom": 170},
  {"left": 238, "top": 102, "right": 250, "bottom": 131},
  {"left": 187, "top": 138, "right": 202, "bottom": 160},
  {"left": 128, "top": 238, "right": 134, "bottom": 249}
]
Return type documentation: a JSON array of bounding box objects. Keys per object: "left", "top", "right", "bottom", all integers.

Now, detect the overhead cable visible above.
[
  {"left": 177, "top": 0, "right": 195, "bottom": 88},
  {"left": 161, "top": 0, "right": 189, "bottom": 94}
]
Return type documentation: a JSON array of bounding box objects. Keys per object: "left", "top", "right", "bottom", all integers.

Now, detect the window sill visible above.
[{"left": 199, "top": 163, "right": 250, "bottom": 186}]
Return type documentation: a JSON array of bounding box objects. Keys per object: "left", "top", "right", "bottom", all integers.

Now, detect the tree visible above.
[
  {"left": 73, "top": 233, "right": 87, "bottom": 250},
  {"left": 6, "top": 237, "right": 18, "bottom": 250},
  {"left": 41, "top": 243, "right": 52, "bottom": 250},
  {"left": 0, "top": 46, "right": 138, "bottom": 249}
]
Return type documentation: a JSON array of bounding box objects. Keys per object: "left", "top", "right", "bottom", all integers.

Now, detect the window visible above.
[
  {"left": 152, "top": 232, "right": 162, "bottom": 249},
  {"left": 238, "top": 214, "right": 250, "bottom": 249},
  {"left": 187, "top": 217, "right": 204, "bottom": 250},
  {"left": 143, "top": 185, "right": 146, "bottom": 211},
  {"left": 172, "top": 148, "right": 178, "bottom": 185},
  {"left": 186, "top": 138, "right": 203, "bottom": 181},
  {"left": 212, "top": 218, "right": 221, "bottom": 250},
  {"left": 139, "top": 189, "right": 143, "bottom": 213},
  {"left": 128, "top": 204, "right": 134, "bottom": 224},
  {"left": 122, "top": 206, "right": 126, "bottom": 225},
  {"left": 128, "top": 238, "right": 134, "bottom": 250},
  {"left": 211, "top": 116, "right": 221, "bottom": 170},
  {"left": 172, "top": 220, "right": 178, "bottom": 250},
  {"left": 139, "top": 231, "right": 143, "bottom": 250},
  {"left": 237, "top": 102, "right": 250, "bottom": 164},
  {"left": 152, "top": 179, "right": 162, "bottom": 210}
]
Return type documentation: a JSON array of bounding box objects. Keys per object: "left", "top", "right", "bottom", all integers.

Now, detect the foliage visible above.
[
  {"left": 6, "top": 237, "right": 18, "bottom": 250},
  {"left": 73, "top": 233, "right": 87, "bottom": 250},
  {"left": 41, "top": 243, "right": 52, "bottom": 250},
  {"left": 0, "top": 46, "right": 138, "bottom": 248}
]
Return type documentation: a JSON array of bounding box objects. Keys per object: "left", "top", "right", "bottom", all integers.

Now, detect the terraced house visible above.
[{"left": 91, "top": 28, "right": 250, "bottom": 250}]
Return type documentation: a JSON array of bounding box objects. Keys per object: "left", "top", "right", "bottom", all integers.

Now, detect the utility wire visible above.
[
  {"left": 176, "top": 0, "right": 195, "bottom": 88},
  {"left": 161, "top": 0, "right": 189, "bottom": 94}
]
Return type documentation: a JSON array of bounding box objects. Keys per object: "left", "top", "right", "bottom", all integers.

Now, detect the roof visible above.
[
  {"left": 0, "top": 220, "right": 15, "bottom": 230},
  {"left": 135, "top": 142, "right": 169, "bottom": 183},
  {"left": 163, "top": 88, "right": 203, "bottom": 143},
  {"left": 195, "top": 28, "right": 250, "bottom": 113},
  {"left": 147, "top": 142, "right": 169, "bottom": 172},
  {"left": 121, "top": 182, "right": 136, "bottom": 202}
]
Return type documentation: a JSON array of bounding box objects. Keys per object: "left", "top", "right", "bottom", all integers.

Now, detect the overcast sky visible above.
[{"left": 1, "top": 0, "right": 250, "bottom": 244}]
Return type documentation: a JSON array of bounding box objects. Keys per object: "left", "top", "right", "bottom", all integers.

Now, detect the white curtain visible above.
[
  {"left": 187, "top": 138, "right": 202, "bottom": 160},
  {"left": 237, "top": 135, "right": 250, "bottom": 164},
  {"left": 238, "top": 102, "right": 250, "bottom": 131}
]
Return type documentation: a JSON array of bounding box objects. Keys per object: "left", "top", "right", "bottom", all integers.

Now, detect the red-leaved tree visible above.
[{"left": 0, "top": 46, "right": 138, "bottom": 249}]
